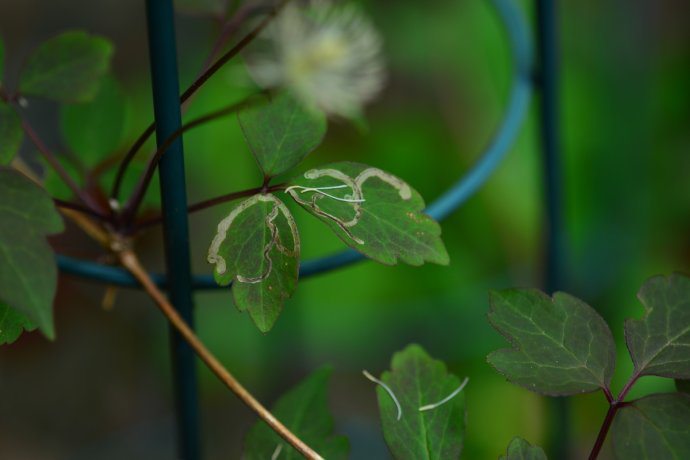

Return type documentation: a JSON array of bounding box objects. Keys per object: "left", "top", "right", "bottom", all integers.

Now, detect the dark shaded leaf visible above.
[
  {"left": 0, "top": 102, "right": 22, "bottom": 164},
  {"left": 239, "top": 92, "right": 327, "bottom": 177},
  {"left": 487, "top": 289, "right": 616, "bottom": 396},
  {"left": 375, "top": 344, "right": 466, "bottom": 460},
  {"left": 625, "top": 273, "right": 690, "bottom": 379},
  {"left": 500, "top": 437, "right": 547, "bottom": 460},
  {"left": 0, "top": 168, "right": 63, "bottom": 338},
  {"left": 0, "top": 301, "right": 36, "bottom": 345},
  {"left": 244, "top": 367, "right": 349, "bottom": 459},
  {"left": 612, "top": 393, "right": 690, "bottom": 459},
  {"left": 677, "top": 380, "right": 690, "bottom": 394},
  {"left": 288, "top": 161, "right": 448, "bottom": 266},
  {"left": 207, "top": 194, "right": 299, "bottom": 332},
  {"left": 175, "top": 0, "right": 225, "bottom": 16},
  {"left": 61, "top": 75, "right": 126, "bottom": 166},
  {"left": 19, "top": 31, "right": 113, "bottom": 103}
]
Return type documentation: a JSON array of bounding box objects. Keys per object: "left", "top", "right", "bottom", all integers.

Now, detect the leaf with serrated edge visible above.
[
  {"left": 0, "top": 103, "right": 22, "bottom": 164},
  {"left": 207, "top": 194, "right": 299, "bottom": 332},
  {"left": 19, "top": 31, "right": 113, "bottom": 103},
  {"left": 625, "top": 273, "right": 690, "bottom": 379},
  {"left": 243, "top": 367, "right": 349, "bottom": 460},
  {"left": 375, "top": 344, "right": 466, "bottom": 460},
  {"left": 287, "top": 162, "right": 449, "bottom": 266},
  {"left": 500, "top": 437, "right": 547, "bottom": 460},
  {"left": 239, "top": 92, "right": 326, "bottom": 177},
  {"left": 0, "top": 301, "right": 36, "bottom": 345},
  {"left": 487, "top": 289, "right": 616, "bottom": 396},
  {"left": 0, "top": 168, "right": 63, "bottom": 338},
  {"left": 61, "top": 75, "right": 126, "bottom": 166},
  {"left": 612, "top": 393, "right": 690, "bottom": 459}
]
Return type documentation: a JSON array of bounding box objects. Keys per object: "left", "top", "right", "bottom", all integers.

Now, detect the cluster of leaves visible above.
[
  {"left": 0, "top": 31, "right": 114, "bottom": 343},
  {"left": 207, "top": 91, "right": 449, "bottom": 332},
  {"left": 488, "top": 272, "right": 690, "bottom": 459}
]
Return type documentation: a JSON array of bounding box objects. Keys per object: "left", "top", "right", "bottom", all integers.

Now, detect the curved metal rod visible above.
[{"left": 56, "top": 0, "right": 534, "bottom": 290}]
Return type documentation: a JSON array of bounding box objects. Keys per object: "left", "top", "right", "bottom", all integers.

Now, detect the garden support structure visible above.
[{"left": 53, "top": 0, "right": 566, "bottom": 458}]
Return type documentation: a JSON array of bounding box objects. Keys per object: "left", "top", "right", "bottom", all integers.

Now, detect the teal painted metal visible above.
[
  {"left": 145, "top": 0, "right": 201, "bottom": 458},
  {"left": 57, "top": 0, "right": 534, "bottom": 290}
]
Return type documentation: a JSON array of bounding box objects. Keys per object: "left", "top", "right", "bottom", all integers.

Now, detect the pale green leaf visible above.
[
  {"left": 243, "top": 367, "right": 349, "bottom": 459},
  {"left": 500, "top": 437, "right": 547, "bottom": 460},
  {"left": 239, "top": 92, "right": 327, "bottom": 177},
  {"left": 625, "top": 273, "right": 690, "bottom": 379},
  {"left": 612, "top": 393, "right": 690, "bottom": 459},
  {"left": 288, "top": 162, "right": 449, "bottom": 266},
  {"left": 19, "top": 31, "right": 113, "bottom": 103},
  {"left": 375, "top": 344, "right": 466, "bottom": 460},
  {"left": 60, "top": 75, "right": 126, "bottom": 167},
  {"left": 0, "top": 301, "right": 36, "bottom": 345},
  {"left": 0, "top": 168, "right": 63, "bottom": 338},
  {"left": 0, "top": 102, "right": 22, "bottom": 164},
  {"left": 487, "top": 289, "right": 616, "bottom": 396},
  {"left": 207, "top": 194, "right": 300, "bottom": 332}
]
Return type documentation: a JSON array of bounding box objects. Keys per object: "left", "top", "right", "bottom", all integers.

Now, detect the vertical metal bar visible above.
[
  {"left": 536, "top": 0, "right": 569, "bottom": 459},
  {"left": 145, "top": 1, "right": 201, "bottom": 458}
]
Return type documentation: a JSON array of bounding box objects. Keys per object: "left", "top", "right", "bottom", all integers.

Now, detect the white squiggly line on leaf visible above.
[{"left": 207, "top": 194, "right": 300, "bottom": 284}]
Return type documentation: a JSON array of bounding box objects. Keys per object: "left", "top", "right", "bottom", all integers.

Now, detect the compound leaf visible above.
[
  {"left": 625, "top": 273, "right": 690, "bottom": 379},
  {"left": 0, "top": 102, "right": 22, "bottom": 164},
  {"left": 0, "top": 301, "right": 36, "bottom": 345},
  {"left": 612, "top": 393, "right": 690, "bottom": 459},
  {"left": 19, "top": 31, "right": 113, "bottom": 103},
  {"left": 374, "top": 344, "right": 466, "bottom": 460},
  {"left": 239, "top": 92, "right": 326, "bottom": 177},
  {"left": 207, "top": 194, "right": 300, "bottom": 332},
  {"left": 60, "top": 75, "right": 126, "bottom": 167},
  {"left": 288, "top": 162, "right": 449, "bottom": 266},
  {"left": 487, "top": 289, "right": 616, "bottom": 396},
  {"left": 500, "top": 437, "right": 547, "bottom": 460},
  {"left": 0, "top": 168, "right": 63, "bottom": 338},
  {"left": 244, "top": 367, "right": 349, "bottom": 460}
]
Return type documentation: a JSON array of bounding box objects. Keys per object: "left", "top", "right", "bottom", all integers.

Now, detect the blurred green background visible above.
[{"left": 1, "top": 0, "right": 689, "bottom": 458}]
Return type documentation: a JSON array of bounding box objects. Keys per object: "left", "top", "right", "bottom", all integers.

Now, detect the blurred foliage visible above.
[{"left": 0, "top": 0, "right": 688, "bottom": 458}]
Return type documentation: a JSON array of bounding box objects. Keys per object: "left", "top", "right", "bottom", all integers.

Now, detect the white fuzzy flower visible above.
[{"left": 245, "top": 0, "right": 385, "bottom": 118}]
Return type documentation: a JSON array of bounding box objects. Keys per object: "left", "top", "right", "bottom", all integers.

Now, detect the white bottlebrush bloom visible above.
[{"left": 245, "top": 0, "right": 385, "bottom": 118}]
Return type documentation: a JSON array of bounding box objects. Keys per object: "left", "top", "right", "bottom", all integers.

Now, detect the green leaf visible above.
[
  {"left": 612, "top": 393, "right": 690, "bottom": 459},
  {"left": 374, "top": 344, "right": 466, "bottom": 460},
  {"left": 0, "top": 168, "right": 63, "bottom": 338},
  {"left": 500, "top": 437, "right": 548, "bottom": 460},
  {"left": 0, "top": 102, "right": 22, "bottom": 164},
  {"left": 487, "top": 289, "right": 616, "bottom": 396},
  {"left": 239, "top": 92, "right": 327, "bottom": 177},
  {"left": 207, "top": 194, "right": 300, "bottom": 332},
  {"left": 0, "top": 301, "right": 36, "bottom": 345},
  {"left": 625, "top": 273, "right": 690, "bottom": 379},
  {"left": 287, "top": 162, "right": 449, "bottom": 266},
  {"left": 243, "top": 367, "right": 349, "bottom": 459},
  {"left": 60, "top": 75, "right": 126, "bottom": 167},
  {"left": 19, "top": 31, "right": 113, "bottom": 103}
]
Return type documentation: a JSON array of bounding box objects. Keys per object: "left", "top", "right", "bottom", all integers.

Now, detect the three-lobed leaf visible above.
[
  {"left": 243, "top": 367, "right": 349, "bottom": 459},
  {"left": 625, "top": 273, "right": 690, "bottom": 379},
  {"left": 60, "top": 75, "right": 126, "bottom": 167},
  {"left": 375, "top": 344, "right": 466, "bottom": 460},
  {"left": 0, "top": 301, "right": 36, "bottom": 345},
  {"left": 612, "top": 393, "right": 690, "bottom": 459},
  {"left": 500, "top": 437, "right": 547, "bottom": 460},
  {"left": 0, "top": 102, "right": 22, "bottom": 164},
  {"left": 0, "top": 168, "right": 63, "bottom": 338},
  {"left": 487, "top": 289, "right": 616, "bottom": 396},
  {"left": 239, "top": 92, "right": 327, "bottom": 177},
  {"left": 288, "top": 162, "right": 449, "bottom": 266},
  {"left": 207, "top": 193, "right": 300, "bottom": 332},
  {"left": 19, "top": 31, "right": 113, "bottom": 103}
]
